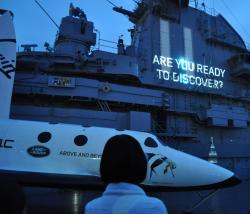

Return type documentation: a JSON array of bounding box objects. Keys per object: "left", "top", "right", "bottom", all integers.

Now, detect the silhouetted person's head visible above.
[
  {"left": 100, "top": 134, "right": 147, "bottom": 184},
  {"left": 0, "top": 181, "right": 26, "bottom": 214}
]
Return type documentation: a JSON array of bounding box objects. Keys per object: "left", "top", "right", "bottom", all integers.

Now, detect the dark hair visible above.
[
  {"left": 0, "top": 181, "right": 26, "bottom": 214},
  {"left": 100, "top": 134, "right": 147, "bottom": 184}
]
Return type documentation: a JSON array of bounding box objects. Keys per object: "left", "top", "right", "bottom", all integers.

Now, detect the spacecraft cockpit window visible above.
[
  {"left": 74, "top": 135, "right": 88, "bottom": 146},
  {"left": 144, "top": 137, "right": 158, "bottom": 148},
  {"left": 144, "top": 136, "right": 168, "bottom": 147}
]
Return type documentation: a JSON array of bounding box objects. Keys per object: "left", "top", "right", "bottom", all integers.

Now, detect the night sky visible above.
[{"left": 1, "top": 0, "right": 250, "bottom": 51}]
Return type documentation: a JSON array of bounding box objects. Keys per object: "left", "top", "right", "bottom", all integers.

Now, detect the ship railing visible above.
[
  {"left": 189, "top": 1, "right": 218, "bottom": 17},
  {"left": 93, "top": 34, "right": 117, "bottom": 52},
  {"left": 99, "top": 39, "right": 117, "bottom": 50},
  {"left": 152, "top": 120, "right": 198, "bottom": 137}
]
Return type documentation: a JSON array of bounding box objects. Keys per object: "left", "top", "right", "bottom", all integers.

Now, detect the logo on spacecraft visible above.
[{"left": 27, "top": 145, "right": 50, "bottom": 158}]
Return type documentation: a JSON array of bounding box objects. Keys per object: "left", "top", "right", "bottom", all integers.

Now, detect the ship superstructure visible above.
[{"left": 10, "top": 0, "right": 250, "bottom": 213}]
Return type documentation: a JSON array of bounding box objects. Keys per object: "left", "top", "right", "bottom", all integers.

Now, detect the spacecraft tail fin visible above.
[{"left": 0, "top": 10, "right": 16, "bottom": 119}]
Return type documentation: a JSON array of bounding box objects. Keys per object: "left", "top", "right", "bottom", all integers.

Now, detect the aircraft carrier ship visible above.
[{"left": 7, "top": 0, "right": 250, "bottom": 213}]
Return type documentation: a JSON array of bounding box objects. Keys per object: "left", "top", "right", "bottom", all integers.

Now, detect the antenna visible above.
[
  {"left": 220, "top": 0, "right": 250, "bottom": 39},
  {"left": 105, "top": 0, "right": 118, "bottom": 7},
  {"left": 34, "top": 0, "right": 59, "bottom": 29},
  {"left": 132, "top": 0, "right": 140, "bottom": 5}
]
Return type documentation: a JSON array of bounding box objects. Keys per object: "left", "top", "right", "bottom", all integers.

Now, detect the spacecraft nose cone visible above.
[{"left": 221, "top": 174, "right": 241, "bottom": 187}]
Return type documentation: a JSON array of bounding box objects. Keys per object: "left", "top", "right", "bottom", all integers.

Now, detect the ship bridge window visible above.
[
  {"left": 144, "top": 137, "right": 158, "bottom": 148},
  {"left": 74, "top": 135, "right": 88, "bottom": 146}
]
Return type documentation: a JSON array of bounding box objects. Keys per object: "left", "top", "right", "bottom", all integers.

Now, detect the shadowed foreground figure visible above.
[
  {"left": 0, "top": 181, "right": 26, "bottom": 214},
  {"left": 85, "top": 134, "right": 167, "bottom": 214}
]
